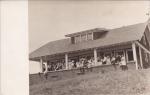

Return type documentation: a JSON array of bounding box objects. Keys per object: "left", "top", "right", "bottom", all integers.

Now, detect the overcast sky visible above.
[{"left": 29, "top": 1, "right": 149, "bottom": 53}]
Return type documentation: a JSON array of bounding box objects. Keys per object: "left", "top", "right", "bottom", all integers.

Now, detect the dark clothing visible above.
[
  {"left": 73, "top": 63, "right": 77, "bottom": 68},
  {"left": 102, "top": 61, "right": 106, "bottom": 64},
  {"left": 111, "top": 60, "right": 117, "bottom": 70},
  {"left": 121, "top": 65, "right": 128, "bottom": 71},
  {"left": 115, "top": 56, "right": 121, "bottom": 63}
]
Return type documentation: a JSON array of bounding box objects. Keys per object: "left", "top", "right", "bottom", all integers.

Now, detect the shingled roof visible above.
[{"left": 30, "top": 22, "right": 147, "bottom": 59}]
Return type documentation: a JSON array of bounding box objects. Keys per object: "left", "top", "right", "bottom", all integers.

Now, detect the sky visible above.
[{"left": 29, "top": 1, "right": 150, "bottom": 53}]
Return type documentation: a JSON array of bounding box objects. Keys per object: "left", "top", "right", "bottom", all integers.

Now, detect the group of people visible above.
[
  {"left": 43, "top": 54, "right": 128, "bottom": 73},
  {"left": 67, "top": 57, "right": 95, "bottom": 70},
  {"left": 108, "top": 55, "right": 128, "bottom": 71},
  {"left": 41, "top": 54, "right": 128, "bottom": 79},
  {"left": 68, "top": 54, "right": 128, "bottom": 71},
  {"left": 43, "top": 60, "right": 66, "bottom": 72}
]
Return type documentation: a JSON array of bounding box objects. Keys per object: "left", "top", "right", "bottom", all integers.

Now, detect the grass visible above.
[{"left": 30, "top": 69, "right": 150, "bottom": 95}]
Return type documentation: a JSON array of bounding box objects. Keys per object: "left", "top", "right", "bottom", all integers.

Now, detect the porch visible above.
[{"left": 36, "top": 41, "right": 148, "bottom": 73}]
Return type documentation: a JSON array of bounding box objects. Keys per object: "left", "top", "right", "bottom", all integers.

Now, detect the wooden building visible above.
[{"left": 29, "top": 22, "right": 150, "bottom": 73}]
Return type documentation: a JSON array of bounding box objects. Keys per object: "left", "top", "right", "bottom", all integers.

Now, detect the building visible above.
[{"left": 29, "top": 22, "right": 150, "bottom": 73}]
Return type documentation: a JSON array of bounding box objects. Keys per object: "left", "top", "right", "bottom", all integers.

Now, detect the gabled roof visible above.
[{"left": 30, "top": 22, "right": 147, "bottom": 59}]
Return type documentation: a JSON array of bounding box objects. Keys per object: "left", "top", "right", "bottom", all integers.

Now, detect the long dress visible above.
[{"left": 121, "top": 56, "right": 126, "bottom": 66}]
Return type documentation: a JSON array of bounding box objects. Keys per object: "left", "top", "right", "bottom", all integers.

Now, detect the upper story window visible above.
[
  {"left": 65, "top": 28, "right": 108, "bottom": 44},
  {"left": 81, "top": 34, "right": 86, "bottom": 41},
  {"left": 87, "top": 33, "right": 93, "bottom": 40},
  {"left": 74, "top": 33, "right": 93, "bottom": 43},
  {"left": 75, "top": 35, "right": 80, "bottom": 43}
]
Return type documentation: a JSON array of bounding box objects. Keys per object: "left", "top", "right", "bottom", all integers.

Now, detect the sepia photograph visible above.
[
  {"left": 1, "top": 0, "right": 150, "bottom": 95},
  {"left": 29, "top": 1, "right": 150, "bottom": 95}
]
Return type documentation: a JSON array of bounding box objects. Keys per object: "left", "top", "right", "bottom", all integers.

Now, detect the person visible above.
[
  {"left": 68, "top": 60, "right": 72, "bottom": 69},
  {"left": 88, "top": 58, "right": 93, "bottom": 67},
  {"left": 47, "top": 65, "right": 51, "bottom": 71},
  {"left": 71, "top": 60, "right": 75, "bottom": 69},
  {"left": 76, "top": 61, "right": 80, "bottom": 68},
  {"left": 102, "top": 55, "right": 107, "bottom": 64},
  {"left": 111, "top": 55, "right": 117, "bottom": 70},
  {"left": 121, "top": 55, "right": 128, "bottom": 71},
  {"left": 79, "top": 57, "right": 88, "bottom": 74},
  {"left": 79, "top": 58, "right": 85, "bottom": 73},
  {"left": 73, "top": 60, "right": 77, "bottom": 68},
  {"left": 87, "top": 58, "right": 93, "bottom": 72},
  {"left": 97, "top": 56, "right": 102, "bottom": 66},
  {"left": 106, "top": 56, "right": 111, "bottom": 65},
  {"left": 115, "top": 55, "right": 121, "bottom": 64},
  {"left": 83, "top": 58, "right": 88, "bottom": 70},
  {"left": 43, "top": 70, "right": 48, "bottom": 79}
]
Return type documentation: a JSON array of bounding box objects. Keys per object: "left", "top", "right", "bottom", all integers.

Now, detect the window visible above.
[
  {"left": 81, "top": 34, "right": 86, "bottom": 41},
  {"left": 87, "top": 33, "right": 93, "bottom": 40},
  {"left": 126, "top": 49, "right": 134, "bottom": 62},
  {"left": 71, "top": 37, "right": 75, "bottom": 44},
  {"left": 105, "top": 51, "right": 112, "bottom": 57},
  {"left": 75, "top": 35, "right": 80, "bottom": 43}
]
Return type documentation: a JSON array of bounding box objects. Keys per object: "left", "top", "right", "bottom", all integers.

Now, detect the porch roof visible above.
[{"left": 29, "top": 22, "right": 147, "bottom": 60}]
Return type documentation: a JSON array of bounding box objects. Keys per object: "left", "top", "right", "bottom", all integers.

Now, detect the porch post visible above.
[
  {"left": 139, "top": 47, "right": 143, "bottom": 69},
  {"left": 132, "top": 42, "right": 138, "bottom": 70},
  {"left": 40, "top": 58, "right": 43, "bottom": 73},
  {"left": 65, "top": 53, "right": 69, "bottom": 69},
  {"left": 94, "top": 48, "right": 98, "bottom": 66}
]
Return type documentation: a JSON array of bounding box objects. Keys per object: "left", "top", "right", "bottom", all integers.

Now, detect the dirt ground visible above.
[{"left": 30, "top": 69, "right": 150, "bottom": 95}]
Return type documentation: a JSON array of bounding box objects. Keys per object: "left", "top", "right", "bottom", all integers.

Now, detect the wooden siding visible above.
[{"left": 140, "top": 26, "right": 150, "bottom": 68}]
